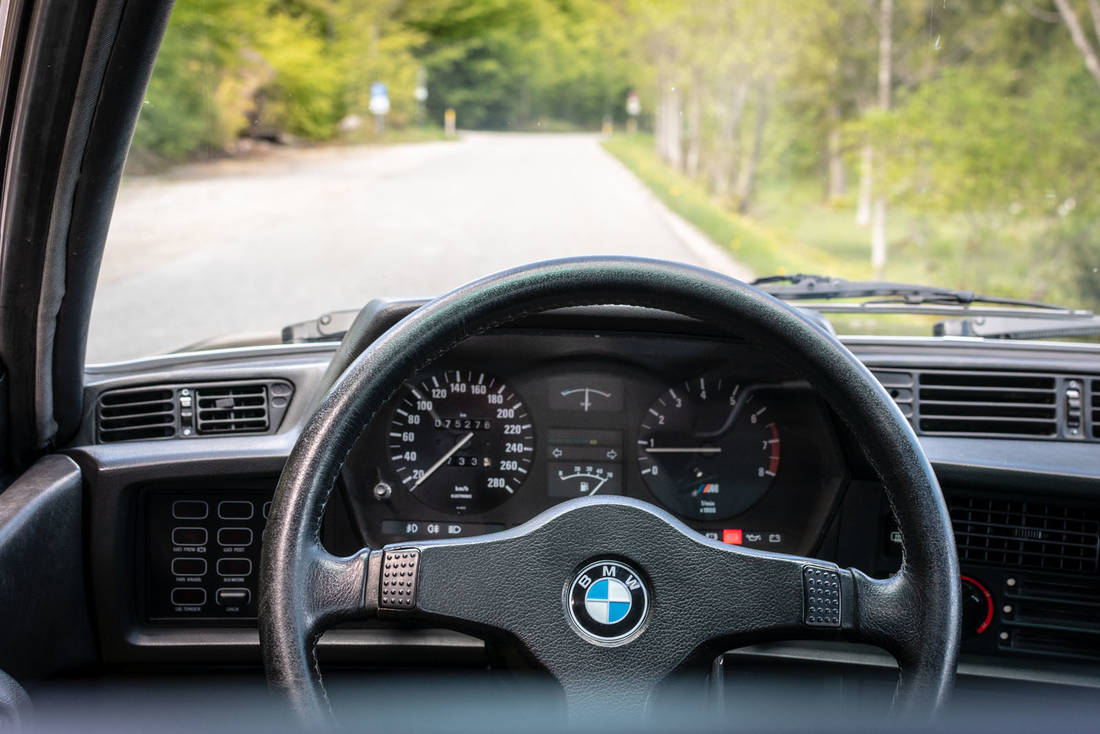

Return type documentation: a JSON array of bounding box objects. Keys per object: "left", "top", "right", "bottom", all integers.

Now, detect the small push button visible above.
[
  {"left": 217, "top": 527, "right": 253, "bottom": 547},
  {"left": 172, "top": 500, "right": 208, "bottom": 520},
  {"left": 218, "top": 501, "right": 254, "bottom": 520},
  {"left": 171, "top": 557, "right": 207, "bottom": 577},
  {"left": 172, "top": 527, "right": 207, "bottom": 546},
  {"left": 171, "top": 587, "right": 206, "bottom": 606},
  {"left": 215, "top": 588, "right": 251, "bottom": 606},
  {"left": 216, "top": 558, "right": 252, "bottom": 577}
]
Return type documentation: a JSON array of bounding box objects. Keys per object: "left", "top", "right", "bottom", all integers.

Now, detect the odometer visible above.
[{"left": 388, "top": 370, "right": 534, "bottom": 513}]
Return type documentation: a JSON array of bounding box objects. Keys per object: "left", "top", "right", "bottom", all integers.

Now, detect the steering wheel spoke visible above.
[
  {"left": 360, "top": 499, "right": 865, "bottom": 719},
  {"left": 307, "top": 546, "right": 376, "bottom": 625}
]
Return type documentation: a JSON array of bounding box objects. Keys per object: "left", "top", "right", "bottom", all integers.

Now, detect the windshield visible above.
[{"left": 88, "top": 0, "right": 1100, "bottom": 362}]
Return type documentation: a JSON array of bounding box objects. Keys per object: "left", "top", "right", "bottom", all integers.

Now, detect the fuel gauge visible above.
[
  {"left": 550, "top": 463, "right": 620, "bottom": 496},
  {"left": 546, "top": 428, "right": 623, "bottom": 497}
]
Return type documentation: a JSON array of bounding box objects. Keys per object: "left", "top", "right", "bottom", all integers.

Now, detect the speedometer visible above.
[
  {"left": 637, "top": 376, "right": 780, "bottom": 520},
  {"left": 388, "top": 370, "right": 534, "bottom": 513}
]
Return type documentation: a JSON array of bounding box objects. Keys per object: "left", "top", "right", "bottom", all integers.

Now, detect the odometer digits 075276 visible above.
[{"left": 387, "top": 370, "right": 535, "bottom": 513}]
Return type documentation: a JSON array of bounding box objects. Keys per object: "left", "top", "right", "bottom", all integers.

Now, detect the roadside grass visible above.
[
  {"left": 603, "top": 133, "right": 1064, "bottom": 307},
  {"left": 337, "top": 124, "right": 451, "bottom": 145},
  {"left": 602, "top": 133, "right": 925, "bottom": 282},
  {"left": 125, "top": 125, "right": 452, "bottom": 176}
]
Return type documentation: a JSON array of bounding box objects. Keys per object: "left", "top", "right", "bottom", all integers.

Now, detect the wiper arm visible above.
[
  {"left": 935, "top": 314, "right": 1100, "bottom": 340},
  {"left": 752, "top": 273, "right": 1076, "bottom": 311}
]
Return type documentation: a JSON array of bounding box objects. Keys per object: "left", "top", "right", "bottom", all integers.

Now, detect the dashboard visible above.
[
  {"left": 343, "top": 332, "right": 844, "bottom": 554},
  {"left": 55, "top": 304, "right": 1100, "bottom": 698}
]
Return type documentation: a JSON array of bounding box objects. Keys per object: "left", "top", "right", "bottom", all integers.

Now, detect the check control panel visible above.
[{"left": 145, "top": 490, "right": 272, "bottom": 621}]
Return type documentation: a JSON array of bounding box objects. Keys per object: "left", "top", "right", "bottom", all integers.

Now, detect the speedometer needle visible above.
[
  {"left": 645, "top": 446, "right": 722, "bottom": 454},
  {"left": 411, "top": 432, "right": 474, "bottom": 491}
]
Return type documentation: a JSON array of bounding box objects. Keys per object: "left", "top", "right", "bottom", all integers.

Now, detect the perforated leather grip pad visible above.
[
  {"left": 379, "top": 549, "right": 420, "bottom": 609},
  {"left": 804, "top": 566, "right": 841, "bottom": 627}
]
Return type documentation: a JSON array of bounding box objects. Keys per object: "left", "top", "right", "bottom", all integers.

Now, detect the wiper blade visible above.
[
  {"left": 751, "top": 273, "right": 1077, "bottom": 311},
  {"left": 934, "top": 314, "right": 1100, "bottom": 340}
]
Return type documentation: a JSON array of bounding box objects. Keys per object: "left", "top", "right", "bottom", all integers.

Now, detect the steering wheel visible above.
[{"left": 259, "top": 257, "right": 959, "bottom": 725}]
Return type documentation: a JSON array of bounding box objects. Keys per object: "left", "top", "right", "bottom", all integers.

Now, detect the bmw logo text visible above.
[{"left": 567, "top": 559, "right": 649, "bottom": 645}]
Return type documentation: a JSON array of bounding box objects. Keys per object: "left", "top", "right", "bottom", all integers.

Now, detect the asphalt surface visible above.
[{"left": 88, "top": 132, "right": 750, "bottom": 363}]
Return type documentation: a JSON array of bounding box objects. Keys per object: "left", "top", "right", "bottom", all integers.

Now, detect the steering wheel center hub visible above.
[{"left": 566, "top": 559, "right": 649, "bottom": 645}]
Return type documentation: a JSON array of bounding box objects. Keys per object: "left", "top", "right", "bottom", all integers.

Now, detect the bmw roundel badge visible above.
[{"left": 567, "top": 559, "right": 649, "bottom": 645}]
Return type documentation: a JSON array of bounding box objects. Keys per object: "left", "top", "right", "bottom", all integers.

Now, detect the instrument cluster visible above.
[{"left": 342, "top": 332, "right": 846, "bottom": 555}]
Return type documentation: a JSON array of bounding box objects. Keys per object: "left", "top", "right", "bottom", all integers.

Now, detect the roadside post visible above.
[
  {"left": 369, "top": 81, "right": 390, "bottom": 134},
  {"left": 626, "top": 90, "right": 641, "bottom": 134},
  {"left": 444, "top": 108, "right": 456, "bottom": 137},
  {"left": 414, "top": 68, "right": 428, "bottom": 126}
]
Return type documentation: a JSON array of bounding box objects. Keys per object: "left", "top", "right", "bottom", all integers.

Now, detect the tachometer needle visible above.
[
  {"left": 644, "top": 446, "right": 722, "bottom": 454},
  {"left": 411, "top": 431, "right": 473, "bottom": 491}
]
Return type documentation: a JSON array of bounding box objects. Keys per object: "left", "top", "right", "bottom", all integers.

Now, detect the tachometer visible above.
[
  {"left": 388, "top": 370, "right": 534, "bottom": 513},
  {"left": 637, "top": 376, "right": 780, "bottom": 520}
]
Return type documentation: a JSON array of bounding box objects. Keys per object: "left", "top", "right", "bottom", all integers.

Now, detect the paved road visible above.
[{"left": 89, "top": 132, "right": 750, "bottom": 362}]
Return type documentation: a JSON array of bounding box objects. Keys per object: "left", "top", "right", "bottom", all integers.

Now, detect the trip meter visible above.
[
  {"left": 387, "top": 370, "right": 535, "bottom": 513},
  {"left": 637, "top": 376, "right": 780, "bottom": 520}
]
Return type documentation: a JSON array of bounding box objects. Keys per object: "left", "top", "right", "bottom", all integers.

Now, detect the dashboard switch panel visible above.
[
  {"left": 380, "top": 549, "right": 420, "bottom": 609},
  {"left": 145, "top": 489, "right": 271, "bottom": 621},
  {"left": 803, "top": 566, "right": 841, "bottom": 627}
]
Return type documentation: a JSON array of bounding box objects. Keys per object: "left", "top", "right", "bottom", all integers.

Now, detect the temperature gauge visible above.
[{"left": 547, "top": 375, "right": 624, "bottom": 413}]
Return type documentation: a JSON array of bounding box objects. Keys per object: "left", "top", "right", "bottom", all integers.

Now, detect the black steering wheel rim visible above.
[{"left": 260, "top": 256, "right": 960, "bottom": 724}]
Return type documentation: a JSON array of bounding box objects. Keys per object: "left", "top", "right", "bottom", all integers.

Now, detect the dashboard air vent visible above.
[
  {"left": 917, "top": 371, "right": 1057, "bottom": 437},
  {"left": 194, "top": 384, "right": 270, "bottom": 435},
  {"left": 1092, "top": 380, "right": 1100, "bottom": 439},
  {"left": 871, "top": 371, "right": 914, "bottom": 419},
  {"left": 948, "top": 495, "right": 1100, "bottom": 574},
  {"left": 1001, "top": 575, "right": 1100, "bottom": 660},
  {"left": 97, "top": 387, "right": 176, "bottom": 442}
]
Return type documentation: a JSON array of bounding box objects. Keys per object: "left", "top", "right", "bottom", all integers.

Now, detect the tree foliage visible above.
[{"left": 132, "top": 0, "right": 1100, "bottom": 306}]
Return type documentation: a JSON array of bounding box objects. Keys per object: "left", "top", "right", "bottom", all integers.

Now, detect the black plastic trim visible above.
[{"left": 0, "top": 454, "right": 96, "bottom": 679}]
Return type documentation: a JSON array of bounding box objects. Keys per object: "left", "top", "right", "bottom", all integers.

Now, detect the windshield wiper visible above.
[
  {"left": 934, "top": 314, "right": 1100, "bottom": 340},
  {"left": 751, "top": 273, "right": 1079, "bottom": 311}
]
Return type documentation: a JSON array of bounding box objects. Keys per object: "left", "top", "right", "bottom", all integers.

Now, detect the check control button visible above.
[
  {"left": 217, "top": 527, "right": 253, "bottom": 547},
  {"left": 215, "top": 588, "right": 251, "bottom": 606},
  {"left": 171, "top": 587, "right": 206, "bottom": 606},
  {"left": 172, "top": 500, "right": 208, "bottom": 520},
  {"left": 216, "top": 557, "right": 252, "bottom": 577},
  {"left": 171, "top": 557, "right": 207, "bottom": 577},
  {"left": 172, "top": 527, "right": 207, "bottom": 546},
  {"left": 218, "top": 501, "right": 254, "bottom": 521}
]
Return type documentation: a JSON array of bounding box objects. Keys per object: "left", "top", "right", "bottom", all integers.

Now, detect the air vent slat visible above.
[
  {"left": 194, "top": 384, "right": 270, "bottom": 435},
  {"left": 920, "top": 384, "right": 1056, "bottom": 397},
  {"left": 921, "top": 373, "right": 1055, "bottom": 388},
  {"left": 100, "top": 409, "right": 176, "bottom": 424},
  {"left": 916, "top": 370, "right": 1059, "bottom": 438},
  {"left": 1092, "top": 380, "right": 1100, "bottom": 439},
  {"left": 96, "top": 387, "right": 177, "bottom": 442},
  {"left": 919, "top": 399, "right": 1055, "bottom": 415},
  {"left": 948, "top": 495, "right": 1100, "bottom": 574},
  {"left": 1001, "top": 574, "right": 1100, "bottom": 659}
]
